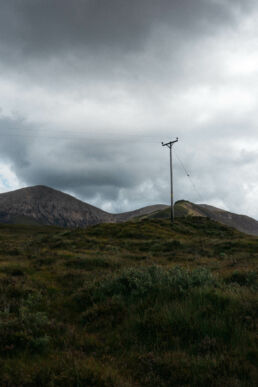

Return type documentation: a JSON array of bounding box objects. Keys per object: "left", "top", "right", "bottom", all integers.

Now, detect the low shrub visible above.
[
  {"left": 73, "top": 266, "right": 217, "bottom": 308},
  {"left": 0, "top": 292, "right": 50, "bottom": 354},
  {"left": 81, "top": 297, "right": 125, "bottom": 328},
  {"left": 0, "top": 264, "right": 26, "bottom": 276},
  {"left": 225, "top": 271, "right": 257, "bottom": 288},
  {"left": 151, "top": 240, "right": 182, "bottom": 253},
  {"left": 65, "top": 256, "right": 119, "bottom": 270}
]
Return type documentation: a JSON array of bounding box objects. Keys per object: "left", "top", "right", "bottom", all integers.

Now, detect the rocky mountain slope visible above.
[{"left": 0, "top": 185, "right": 168, "bottom": 227}]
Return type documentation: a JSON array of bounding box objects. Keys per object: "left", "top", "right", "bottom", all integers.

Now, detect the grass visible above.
[{"left": 0, "top": 217, "right": 257, "bottom": 386}]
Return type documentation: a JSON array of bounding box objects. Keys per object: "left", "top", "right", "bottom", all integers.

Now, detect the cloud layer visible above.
[{"left": 0, "top": 0, "right": 258, "bottom": 217}]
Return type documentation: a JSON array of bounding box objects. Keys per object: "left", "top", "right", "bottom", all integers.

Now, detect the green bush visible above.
[
  {"left": 226, "top": 271, "right": 257, "bottom": 288},
  {"left": 65, "top": 256, "right": 119, "bottom": 270},
  {"left": 74, "top": 266, "right": 217, "bottom": 308}
]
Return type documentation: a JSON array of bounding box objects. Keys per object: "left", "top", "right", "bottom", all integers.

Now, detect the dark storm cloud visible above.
[
  {"left": 0, "top": 0, "right": 255, "bottom": 98},
  {"left": 0, "top": 115, "right": 161, "bottom": 203},
  {"left": 0, "top": 0, "right": 255, "bottom": 60}
]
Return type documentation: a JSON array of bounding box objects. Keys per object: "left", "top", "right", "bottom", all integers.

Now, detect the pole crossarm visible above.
[{"left": 161, "top": 138, "right": 178, "bottom": 148}]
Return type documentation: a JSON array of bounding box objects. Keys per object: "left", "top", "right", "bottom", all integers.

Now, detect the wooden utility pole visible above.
[{"left": 162, "top": 138, "right": 178, "bottom": 223}]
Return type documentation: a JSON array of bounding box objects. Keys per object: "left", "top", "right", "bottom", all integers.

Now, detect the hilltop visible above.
[
  {"left": 146, "top": 200, "right": 258, "bottom": 236},
  {"left": 0, "top": 217, "right": 257, "bottom": 385}
]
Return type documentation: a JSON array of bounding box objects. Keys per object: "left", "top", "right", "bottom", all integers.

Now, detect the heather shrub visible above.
[
  {"left": 0, "top": 292, "right": 50, "bottom": 354},
  {"left": 74, "top": 266, "right": 217, "bottom": 308},
  {"left": 226, "top": 271, "right": 257, "bottom": 288},
  {"left": 0, "top": 264, "right": 26, "bottom": 276},
  {"left": 65, "top": 256, "right": 119, "bottom": 270},
  {"left": 151, "top": 239, "right": 181, "bottom": 252}
]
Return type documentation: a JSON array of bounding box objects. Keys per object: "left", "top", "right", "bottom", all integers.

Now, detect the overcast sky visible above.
[{"left": 0, "top": 0, "right": 258, "bottom": 217}]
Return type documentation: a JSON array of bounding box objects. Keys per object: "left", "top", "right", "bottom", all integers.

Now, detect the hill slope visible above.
[
  {"left": 146, "top": 200, "right": 258, "bottom": 236},
  {"left": 0, "top": 185, "right": 113, "bottom": 227},
  {"left": 198, "top": 203, "right": 258, "bottom": 235},
  {"left": 0, "top": 218, "right": 257, "bottom": 385}
]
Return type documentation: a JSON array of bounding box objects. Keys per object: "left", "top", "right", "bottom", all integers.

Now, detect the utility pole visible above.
[{"left": 162, "top": 138, "right": 178, "bottom": 223}]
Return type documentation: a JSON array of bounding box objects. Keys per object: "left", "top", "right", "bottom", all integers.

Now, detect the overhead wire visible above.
[
  {"left": 174, "top": 150, "right": 203, "bottom": 203},
  {"left": 0, "top": 128, "right": 163, "bottom": 143}
]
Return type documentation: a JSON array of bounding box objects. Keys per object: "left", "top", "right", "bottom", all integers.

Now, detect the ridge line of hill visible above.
[
  {"left": 0, "top": 185, "right": 168, "bottom": 228},
  {"left": 0, "top": 185, "right": 258, "bottom": 235}
]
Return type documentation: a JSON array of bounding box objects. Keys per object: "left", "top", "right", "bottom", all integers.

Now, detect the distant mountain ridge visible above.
[
  {"left": 0, "top": 186, "right": 257, "bottom": 235},
  {"left": 0, "top": 185, "right": 168, "bottom": 228}
]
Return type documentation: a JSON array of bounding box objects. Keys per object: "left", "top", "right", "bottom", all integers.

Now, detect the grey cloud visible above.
[
  {"left": 0, "top": 0, "right": 256, "bottom": 94},
  {"left": 0, "top": 116, "right": 34, "bottom": 169},
  {"left": 0, "top": 0, "right": 255, "bottom": 60},
  {"left": 0, "top": 116, "right": 164, "bottom": 203}
]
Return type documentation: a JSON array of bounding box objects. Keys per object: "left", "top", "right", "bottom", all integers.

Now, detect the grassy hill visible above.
[
  {"left": 0, "top": 217, "right": 257, "bottom": 386},
  {"left": 142, "top": 200, "right": 258, "bottom": 236}
]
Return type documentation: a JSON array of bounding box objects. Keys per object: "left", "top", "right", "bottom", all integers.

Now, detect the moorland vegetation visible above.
[{"left": 0, "top": 217, "right": 257, "bottom": 386}]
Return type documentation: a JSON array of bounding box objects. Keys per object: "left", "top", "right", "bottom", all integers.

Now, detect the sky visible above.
[{"left": 0, "top": 0, "right": 258, "bottom": 217}]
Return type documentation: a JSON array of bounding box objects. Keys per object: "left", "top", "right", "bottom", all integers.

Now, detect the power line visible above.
[
  {"left": 0, "top": 128, "right": 164, "bottom": 143},
  {"left": 0, "top": 125, "right": 167, "bottom": 138},
  {"left": 174, "top": 150, "right": 203, "bottom": 202}
]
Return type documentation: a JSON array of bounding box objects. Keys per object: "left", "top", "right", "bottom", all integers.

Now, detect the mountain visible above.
[
  {"left": 0, "top": 185, "right": 113, "bottom": 227},
  {"left": 0, "top": 185, "right": 168, "bottom": 228},
  {"left": 1, "top": 186, "right": 257, "bottom": 235},
  {"left": 146, "top": 200, "right": 258, "bottom": 236}
]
